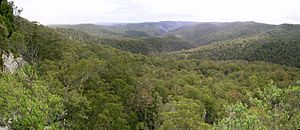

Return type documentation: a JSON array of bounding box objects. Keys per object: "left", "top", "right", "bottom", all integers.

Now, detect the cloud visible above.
[{"left": 13, "top": 0, "right": 300, "bottom": 24}]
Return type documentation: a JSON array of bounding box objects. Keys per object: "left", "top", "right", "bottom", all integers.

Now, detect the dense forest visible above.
[
  {"left": 53, "top": 21, "right": 300, "bottom": 67},
  {"left": 0, "top": 0, "right": 300, "bottom": 129}
]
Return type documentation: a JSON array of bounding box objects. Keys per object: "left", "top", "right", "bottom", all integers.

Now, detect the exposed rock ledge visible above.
[
  {"left": 0, "top": 126, "right": 8, "bottom": 130},
  {"left": 1, "top": 51, "right": 25, "bottom": 73}
]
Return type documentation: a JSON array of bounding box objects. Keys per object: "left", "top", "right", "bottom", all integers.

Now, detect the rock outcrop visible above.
[
  {"left": 1, "top": 51, "right": 25, "bottom": 73},
  {"left": 0, "top": 126, "right": 8, "bottom": 130}
]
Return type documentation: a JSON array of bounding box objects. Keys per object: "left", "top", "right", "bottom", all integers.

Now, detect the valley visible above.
[{"left": 0, "top": 0, "right": 300, "bottom": 129}]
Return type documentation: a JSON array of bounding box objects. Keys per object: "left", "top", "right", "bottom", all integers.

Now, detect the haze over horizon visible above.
[
  {"left": 13, "top": 0, "right": 300, "bottom": 25},
  {"left": 1, "top": 0, "right": 300, "bottom": 129}
]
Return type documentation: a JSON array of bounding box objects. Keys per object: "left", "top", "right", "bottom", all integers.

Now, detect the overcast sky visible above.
[{"left": 13, "top": 0, "right": 300, "bottom": 25}]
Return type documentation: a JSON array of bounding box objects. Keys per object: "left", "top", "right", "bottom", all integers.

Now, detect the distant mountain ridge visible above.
[
  {"left": 52, "top": 21, "right": 300, "bottom": 67},
  {"left": 50, "top": 21, "right": 195, "bottom": 38},
  {"left": 169, "top": 21, "right": 276, "bottom": 45},
  {"left": 2, "top": 0, "right": 300, "bottom": 129},
  {"left": 176, "top": 23, "right": 300, "bottom": 67},
  {"left": 50, "top": 21, "right": 278, "bottom": 41},
  {"left": 110, "top": 21, "right": 194, "bottom": 36}
]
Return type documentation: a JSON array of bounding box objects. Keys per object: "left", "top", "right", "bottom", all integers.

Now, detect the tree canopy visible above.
[{"left": 0, "top": 1, "right": 300, "bottom": 129}]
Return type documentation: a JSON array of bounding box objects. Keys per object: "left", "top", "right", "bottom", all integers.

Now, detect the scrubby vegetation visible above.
[{"left": 1, "top": 0, "right": 300, "bottom": 129}]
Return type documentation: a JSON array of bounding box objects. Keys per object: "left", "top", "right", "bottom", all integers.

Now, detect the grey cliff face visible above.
[{"left": 1, "top": 51, "right": 25, "bottom": 73}]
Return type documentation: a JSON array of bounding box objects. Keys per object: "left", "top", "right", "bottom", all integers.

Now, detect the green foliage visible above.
[
  {"left": 0, "top": 0, "right": 15, "bottom": 35},
  {"left": 170, "top": 22, "right": 274, "bottom": 44},
  {"left": 0, "top": 66, "right": 64, "bottom": 129},
  {"left": 1, "top": 2, "right": 300, "bottom": 129},
  {"left": 56, "top": 21, "right": 300, "bottom": 67},
  {"left": 0, "top": 22, "right": 9, "bottom": 50},
  {"left": 13, "top": 17, "right": 64, "bottom": 62},
  {"left": 0, "top": 0, "right": 23, "bottom": 53},
  {"left": 215, "top": 83, "right": 300, "bottom": 130},
  {"left": 55, "top": 28, "right": 194, "bottom": 55},
  {"left": 52, "top": 24, "right": 126, "bottom": 39},
  {"left": 214, "top": 102, "right": 268, "bottom": 130},
  {"left": 183, "top": 32, "right": 300, "bottom": 67},
  {"left": 9, "top": 31, "right": 26, "bottom": 55},
  {"left": 159, "top": 97, "right": 210, "bottom": 130}
]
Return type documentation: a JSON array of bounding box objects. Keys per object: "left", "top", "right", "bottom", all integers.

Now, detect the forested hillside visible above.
[
  {"left": 110, "top": 21, "right": 193, "bottom": 36},
  {"left": 178, "top": 24, "right": 300, "bottom": 67},
  {"left": 52, "top": 21, "right": 193, "bottom": 38},
  {"left": 55, "top": 28, "right": 194, "bottom": 55},
  {"left": 1, "top": 0, "right": 300, "bottom": 129},
  {"left": 169, "top": 22, "right": 275, "bottom": 45},
  {"left": 56, "top": 21, "right": 300, "bottom": 67}
]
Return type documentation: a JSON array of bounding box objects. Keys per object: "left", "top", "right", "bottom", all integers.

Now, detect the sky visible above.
[{"left": 13, "top": 0, "right": 300, "bottom": 25}]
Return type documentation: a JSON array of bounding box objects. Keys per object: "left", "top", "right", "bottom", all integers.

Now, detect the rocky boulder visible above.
[{"left": 1, "top": 51, "right": 25, "bottom": 73}]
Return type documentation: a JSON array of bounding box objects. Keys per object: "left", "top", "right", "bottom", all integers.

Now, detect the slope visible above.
[
  {"left": 1, "top": 1, "right": 300, "bottom": 129},
  {"left": 55, "top": 27, "right": 194, "bottom": 55},
  {"left": 169, "top": 21, "right": 275, "bottom": 45},
  {"left": 179, "top": 24, "right": 300, "bottom": 67},
  {"left": 110, "top": 21, "right": 193, "bottom": 36},
  {"left": 51, "top": 21, "right": 193, "bottom": 38}
]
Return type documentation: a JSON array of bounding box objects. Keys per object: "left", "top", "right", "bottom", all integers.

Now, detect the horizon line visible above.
[{"left": 45, "top": 20, "right": 295, "bottom": 26}]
